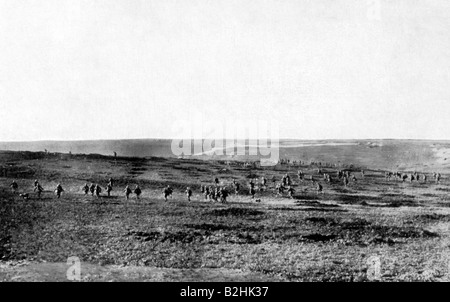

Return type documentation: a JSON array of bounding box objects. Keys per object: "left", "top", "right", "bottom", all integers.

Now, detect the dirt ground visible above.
[{"left": 1, "top": 151, "right": 450, "bottom": 281}]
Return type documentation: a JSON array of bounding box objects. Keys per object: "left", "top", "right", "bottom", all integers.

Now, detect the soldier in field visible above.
[
  {"left": 105, "top": 183, "right": 113, "bottom": 197},
  {"left": 10, "top": 180, "right": 18, "bottom": 193},
  {"left": 163, "top": 185, "right": 173, "bottom": 201},
  {"left": 34, "top": 183, "right": 44, "bottom": 199},
  {"left": 134, "top": 185, "right": 142, "bottom": 200},
  {"left": 185, "top": 187, "right": 192, "bottom": 202},
  {"left": 55, "top": 183, "right": 64, "bottom": 198},
  {"left": 124, "top": 185, "right": 132, "bottom": 200},
  {"left": 83, "top": 183, "right": 89, "bottom": 195}
]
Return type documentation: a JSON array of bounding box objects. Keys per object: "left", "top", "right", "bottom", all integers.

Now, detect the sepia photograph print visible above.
[{"left": 1, "top": 0, "right": 450, "bottom": 291}]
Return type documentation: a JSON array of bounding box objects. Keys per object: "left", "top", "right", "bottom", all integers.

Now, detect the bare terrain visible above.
[{"left": 1, "top": 149, "right": 450, "bottom": 281}]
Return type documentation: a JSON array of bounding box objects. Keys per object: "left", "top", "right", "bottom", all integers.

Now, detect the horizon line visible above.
[{"left": 1, "top": 137, "right": 450, "bottom": 143}]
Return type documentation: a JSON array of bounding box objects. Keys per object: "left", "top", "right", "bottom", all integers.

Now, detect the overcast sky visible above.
[{"left": 1, "top": 0, "right": 450, "bottom": 141}]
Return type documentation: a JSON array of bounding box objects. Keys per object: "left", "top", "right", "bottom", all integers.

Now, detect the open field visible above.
[{"left": 1, "top": 149, "right": 450, "bottom": 281}]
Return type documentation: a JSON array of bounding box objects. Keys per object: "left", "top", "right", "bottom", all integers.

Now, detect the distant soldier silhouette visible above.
[
  {"left": 10, "top": 180, "right": 18, "bottom": 193},
  {"left": 206, "top": 186, "right": 213, "bottom": 201},
  {"left": 261, "top": 177, "right": 267, "bottom": 188},
  {"left": 134, "top": 185, "right": 142, "bottom": 200},
  {"left": 55, "top": 184, "right": 64, "bottom": 198},
  {"left": 185, "top": 187, "right": 192, "bottom": 202},
  {"left": 436, "top": 173, "right": 441, "bottom": 184},
  {"left": 163, "top": 185, "right": 173, "bottom": 201},
  {"left": 95, "top": 184, "right": 102, "bottom": 198},
  {"left": 124, "top": 185, "right": 132, "bottom": 200},
  {"left": 276, "top": 183, "right": 284, "bottom": 196},
  {"left": 89, "top": 183, "right": 96, "bottom": 196},
  {"left": 204, "top": 186, "right": 210, "bottom": 200},
  {"left": 316, "top": 182, "right": 323, "bottom": 194},
  {"left": 105, "top": 183, "right": 113, "bottom": 197},
  {"left": 297, "top": 170, "right": 304, "bottom": 182},
  {"left": 214, "top": 177, "right": 219, "bottom": 186},
  {"left": 212, "top": 187, "right": 219, "bottom": 202},
  {"left": 287, "top": 186, "right": 295, "bottom": 199},
  {"left": 233, "top": 180, "right": 240, "bottom": 195},
  {"left": 343, "top": 176, "right": 349, "bottom": 187},
  {"left": 83, "top": 183, "right": 89, "bottom": 195},
  {"left": 34, "top": 183, "right": 44, "bottom": 199},
  {"left": 220, "top": 188, "right": 228, "bottom": 203},
  {"left": 402, "top": 174, "right": 408, "bottom": 182},
  {"left": 248, "top": 181, "right": 256, "bottom": 199}
]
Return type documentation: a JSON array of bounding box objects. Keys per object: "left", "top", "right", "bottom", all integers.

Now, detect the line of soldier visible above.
[
  {"left": 385, "top": 171, "right": 439, "bottom": 183},
  {"left": 9, "top": 179, "right": 64, "bottom": 199}
]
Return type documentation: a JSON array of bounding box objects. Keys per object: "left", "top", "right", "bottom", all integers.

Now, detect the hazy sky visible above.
[{"left": 1, "top": 0, "right": 450, "bottom": 141}]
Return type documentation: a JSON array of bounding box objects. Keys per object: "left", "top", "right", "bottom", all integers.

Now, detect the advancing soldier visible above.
[
  {"left": 185, "top": 187, "right": 192, "bottom": 202},
  {"left": 286, "top": 174, "right": 291, "bottom": 186},
  {"left": 34, "top": 183, "right": 44, "bottom": 199},
  {"left": 343, "top": 176, "right": 349, "bottom": 187},
  {"left": 214, "top": 177, "right": 220, "bottom": 186},
  {"left": 134, "top": 185, "right": 142, "bottom": 200},
  {"left": 89, "top": 183, "right": 96, "bottom": 196},
  {"left": 220, "top": 188, "right": 228, "bottom": 203},
  {"left": 249, "top": 179, "right": 255, "bottom": 189},
  {"left": 10, "top": 180, "right": 18, "bottom": 193},
  {"left": 82, "top": 183, "right": 89, "bottom": 195},
  {"left": 208, "top": 186, "right": 215, "bottom": 201},
  {"left": 34, "top": 179, "right": 39, "bottom": 187},
  {"left": 108, "top": 178, "right": 114, "bottom": 187},
  {"left": 233, "top": 180, "right": 240, "bottom": 195},
  {"left": 287, "top": 186, "right": 295, "bottom": 199},
  {"left": 163, "top": 185, "right": 173, "bottom": 201},
  {"left": 249, "top": 186, "right": 256, "bottom": 199},
  {"left": 200, "top": 185, "right": 205, "bottom": 194},
  {"left": 211, "top": 187, "right": 219, "bottom": 202},
  {"left": 297, "top": 170, "right": 304, "bottom": 182},
  {"left": 316, "top": 182, "right": 323, "bottom": 194},
  {"left": 261, "top": 177, "right": 267, "bottom": 189},
  {"left": 55, "top": 183, "right": 64, "bottom": 198},
  {"left": 95, "top": 184, "right": 102, "bottom": 198},
  {"left": 276, "top": 183, "right": 284, "bottom": 197},
  {"left": 436, "top": 173, "right": 441, "bottom": 184},
  {"left": 124, "top": 185, "right": 132, "bottom": 200},
  {"left": 402, "top": 174, "right": 408, "bottom": 182},
  {"left": 204, "top": 186, "right": 210, "bottom": 200},
  {"left": 105, "top": 183, "right": 113, "bottom": 197}
]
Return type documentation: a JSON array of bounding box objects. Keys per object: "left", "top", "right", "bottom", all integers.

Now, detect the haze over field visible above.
[{"left": 1, "top": 139, "right": 450, "bottom": 172}]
